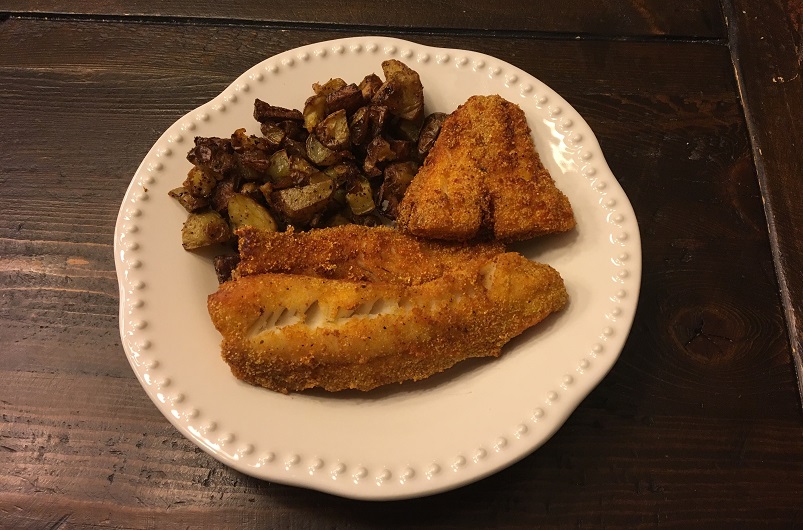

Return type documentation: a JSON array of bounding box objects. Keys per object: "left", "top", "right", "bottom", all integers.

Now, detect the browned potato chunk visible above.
[
  {"left": 258, "top": 181, "right": 273, "bottom": 202},
  {"left": 186, "top": 137, "right": 236, "bottom": 179},
  {"left": 349, "top": 106, "right": 371, "bottom": 146},
  {"left": 307, "top": 171, "right": 333, "bottom": 185},
  {"left": 183, "top": 166, "right": 217, "bottom": 198},
  {"left": 303, "top": 93, "right": 327, "bottom": 132},
  {"left": 313, "top": 78, "right": 347, "bottom": 96},
  {"left": 306, "top": 133, "right": 341, "bottom": 166},
  {"left": 231, "top": 128, "right": 261, "bottom": 151},
  {"left": 371, "top": 60, "right": 424, "bottom": 122},
  {"left": 349, "top": 106, "right": 388, "bottom": 146},
  {"left": 239, "top": 181, "right": 263, "bottom": 202},
  {"left": 325, "top": 83, "right": 364, "bottom": 115},
  {"left": 377, "top": 161, "right": 418, "bottom": 219},
  {"left": 323, "top": 162, "right": 361, "bottom": 185},
  {"left": 417, "top": 112, "right": 448, "bottom": 158},
  {"left": 253, "top": 99, "right": 303, "bottom": 123},
  {"left": 270, "top": 179, "right": 334, "bottom": 225},
  {"left": 169, "top": 186, "right": 210, "bottom": 212},
  {"left": 388, "top": 139, "right": 414, "bottom": 160},
  {"left": 211, "top": 178, "right": 238, "bottom": 212},
  {"left": 181, "top": 210, "right": 231, "bottom": 250},
  {"left": 394, "top": 118, "right": 423, "bottom": 142},
  {"left": 281, "top": 137, "right": 308, "bottom": 158},
  {"left": 227, "top": 193, "right": 278, "bottom": 232},
  {"left": 315, "top": 109, "right": 351, "bottom": 150},
  {"left": 236, "top": 149, "right": 271, "bottom": 181},
  {"left": 276, "top": 120, "right": 308, "bottom": 141},
  {"left": 363, "top": 136, "right": 396, "bottom": 177},
  {"left": 346, "top": 176, "right": 375, "bottom": 215},
  {"left": 260, "top": 122, "right": 286, "bottom": 148},
  {"left": 266, "top": 150, "right": 292, "bottom": 187},
  {"left": 359, "top": 73, "right": 383, "bottom": 101},
  {"left": 289, "top": 156, "right": 317, "bottom": 183},
  {"left": 213, "top": 254, "right": 240, "bottom": 284}
]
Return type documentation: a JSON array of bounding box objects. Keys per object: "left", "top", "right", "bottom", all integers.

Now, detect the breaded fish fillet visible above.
[
  {"left": 397, "top": 95, "right": 576, "bottom": 242},
  {"left": 208, "top": 252, "right": 568, "bottom": 393},
  {"left": 234, "top": 225, "right": 504, "bottom": 285}
]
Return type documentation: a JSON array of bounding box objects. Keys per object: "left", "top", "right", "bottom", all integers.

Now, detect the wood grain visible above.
[
  {"left": 1, "top": 17, "right": 802, "bottom": 528},
  {"left": 724, "top": 0, "right": 803, "bottom": 402},
  {"left": 0, "top": 0, "right": 726, "bottom": 38}
]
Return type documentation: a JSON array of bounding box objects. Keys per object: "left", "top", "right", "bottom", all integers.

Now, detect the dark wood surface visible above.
[
  {"left": 1, "top": 1, "right": 802, "bottom": 527},
  {"left": 2, "top": 0, "right": 725, "bottom": 37},
  {"left": 724, "top": 0, "right": 803, "bottom": 399}
]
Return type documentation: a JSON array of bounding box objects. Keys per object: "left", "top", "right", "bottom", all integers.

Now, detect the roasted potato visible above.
[
  {"left": 359, "top": 73, "right": 383, "bottom": 101},
  {"left": 236, "top": 149, "right": 271, "bottom": 181},
  {"left": 363, "top": 136, "right": 396, "bottom": 177},
  {"left": 325, "top": 83, "right": 364, "bottom": 115},
  {"left": 239, "top": 181, "right": 263, "bottom": 203},
  {"left": 313, "top": 78, "right": 347, "bottom": 96},
  {"left": 349, "top": 105, "right": 388, "bottom": 146},
  {"left": 231, "top": 128, "right": 262, "bottom": 152},
  {"left": 186, "top": 137, "right": 236, "bottom": 179},
  {"left": 227, "top": 193, "right": 278, "bottom": 232},
  {"left": 211, "top": 178, "right": 238, "bottom": 212},
  {"left": 394, "top": 118, "right": 422, "bottom": 142},
  {"left": 281, "top": 137, "right": 308, "bottom": 159},
  {"left": 315, "top": 109, "right": 351, "bottom": 151},
  {"left": 377, "top": 161, "right": 418, "bottom": 218},
  {"left": 260, "top": 122, "right": 286, "bottom": 148},
  {"left": 388, "top": 139, "right": 413, "bottom": 160},
  {"left": 371, "top": 60, "right": 424, "bottom": 122},
  {"left": 306, "top": 134, "right": 341, "bottom": 166},
  {"left": 181, "top": 210, "right": 231, "bottom": 250},
  {"left": 183, "top": 166, "right": 217, "bottom": 198},
  {"left": 346, "top": 176, "right": 375, "bottom": 215},
  {"left": 289, "top": 156, "right": 318, "bottom": 184},
  {"left": 323, "top": 161, "right": 361, "bottom": 185},
  {"left": 417, "top": 112, "right": 448, "bottom": 159},
  {"left": 253, "top": 99, "right": 303, "bottom": 123},
  {"left": 270, "top": 179, "right": 334, "bottom": 226},
  {"left": 266, "top": 150, "right": 293, "bottom": 188},
  {"left": 277, "top": 120, "right": 308, "bottom": 142},
  {"left": 349, "top": 106, "right": 371, "bottom": 146},
  {"left": 303, "top": 93, "right": 327, "bottom": 132},
  {"left": 213, "top": 254, "right": 240, "bottom": 284},
  {"left": 172, "top": 60, "right": 437, "bottom": 260},
  {"left": 169, "top": 186, "right": 209, "bottom": 212}
]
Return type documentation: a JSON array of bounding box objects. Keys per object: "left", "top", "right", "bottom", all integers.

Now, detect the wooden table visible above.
[{"left": 2, "top": 1, "right": 802, "bottom": 526}]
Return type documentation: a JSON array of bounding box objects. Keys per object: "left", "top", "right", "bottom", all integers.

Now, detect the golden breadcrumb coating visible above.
[
  {"left": 208, "top": 251, "right": 568, "bottom": 393},
  {"left": 397, "top": 94, "right": 576, "bottom": 242},
  {"left": 234, "top": 224, "right": 504, "bottom": 285}
]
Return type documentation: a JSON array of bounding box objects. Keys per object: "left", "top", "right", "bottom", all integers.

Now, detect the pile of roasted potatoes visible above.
[{"left": 170, "top": 60, "right": 447, "bottom": 266}]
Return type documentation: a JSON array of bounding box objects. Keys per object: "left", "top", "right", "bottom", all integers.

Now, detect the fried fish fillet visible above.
[
  {"left": 397, "top": 94, "right": 576, "bottom": 242},
  {"left": 234, "top": 224, "right": 504, "bottom": 285},
  {"left": 208, "top": 251, "right": 568, "bottom": 393}
]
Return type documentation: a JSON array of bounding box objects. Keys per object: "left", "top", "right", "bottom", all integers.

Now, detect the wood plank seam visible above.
[
  {"left": 720, "top": 0, "right": 803, "bottom": 407},
  {"left": 0, "top": 12, "right": 729, "bottom": 44}
]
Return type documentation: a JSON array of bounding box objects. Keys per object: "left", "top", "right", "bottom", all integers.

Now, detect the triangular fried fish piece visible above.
[{"left": 397, "top": 95, "right": 576, "bottom": 242}]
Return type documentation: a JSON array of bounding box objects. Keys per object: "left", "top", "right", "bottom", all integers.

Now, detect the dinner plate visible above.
[{"left": 114, "top": 36, "right": 641, "bottom": 500}]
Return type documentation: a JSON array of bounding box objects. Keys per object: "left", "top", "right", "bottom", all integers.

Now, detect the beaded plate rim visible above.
[{"left": 114, "top": 36, "right": 641, "bottom": 500}]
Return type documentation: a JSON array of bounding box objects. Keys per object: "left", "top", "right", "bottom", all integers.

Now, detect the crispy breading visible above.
[
  {"left": 208, "top": 252, "right": 568, "bottom": 393},
  {"left": 234, "top": 225, "right": 504, "bottom": 285},
  {"left": 396, "top": 94, "right": 576, "bottom": 242}
]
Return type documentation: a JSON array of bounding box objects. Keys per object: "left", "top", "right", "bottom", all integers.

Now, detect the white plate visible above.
[{"left": 114, "top": 36, "right": 641, "bottom": 500}]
